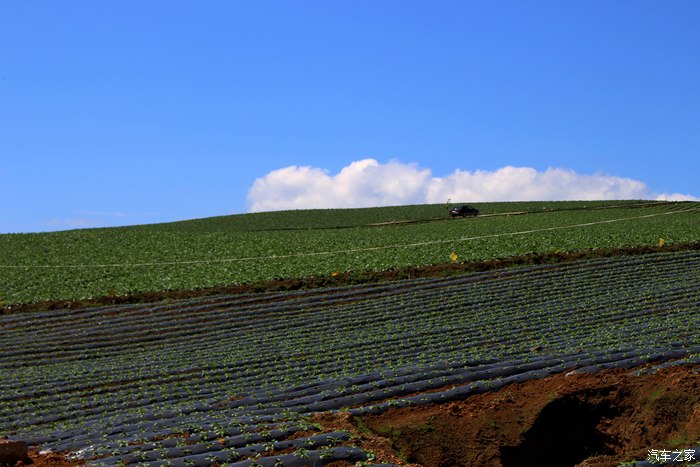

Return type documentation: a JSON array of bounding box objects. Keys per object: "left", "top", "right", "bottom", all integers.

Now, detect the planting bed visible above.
[
  {"left": 1, "top": 250, "right": 699, "bottom": 466},
  {"left": 2, "top": 200, "right": 699, "bottom": 307},
  {"left": 328, "top": 363, "right": 700, "bottom": 467}
]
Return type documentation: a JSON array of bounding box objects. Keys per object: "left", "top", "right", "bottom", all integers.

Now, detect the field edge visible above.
[{"left": 4, "top": 241, "right": 700, "bottom": 314}]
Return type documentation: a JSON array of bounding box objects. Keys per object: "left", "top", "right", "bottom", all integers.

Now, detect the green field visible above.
[
  {"left": 2, "top": 200, "right": 699, "bottom": 466},
  {"left": 1, "top": 200, "right": 699, "bottom": 306},
  {"left": 2, "top": 246, "right": 699, "bottom": 466}
]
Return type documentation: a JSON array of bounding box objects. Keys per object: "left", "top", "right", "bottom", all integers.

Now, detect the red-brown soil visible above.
[
  {"left": 311, "top": 363, "right": 700, "bottom": 467},
  {"left": 5, "top": 364, "right": 698, "bottom": 467},
  {"left": 8, "top": 449, "right": 84, "bottom": 467}
]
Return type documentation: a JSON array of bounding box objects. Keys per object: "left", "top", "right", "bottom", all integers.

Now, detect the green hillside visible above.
[{"left": 1, "top": 200, "right": 698, "bottom": 306}]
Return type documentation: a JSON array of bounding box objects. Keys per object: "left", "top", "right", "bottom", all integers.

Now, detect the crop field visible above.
[
  {"left": 2, "top": 200, "right": 700, "bottom": 466},
  {"left": 2, "top": 247, "right": 700, "bottom": 466},
  {"left": 1, "top": 200, "right": 699, "bottom": 306}
]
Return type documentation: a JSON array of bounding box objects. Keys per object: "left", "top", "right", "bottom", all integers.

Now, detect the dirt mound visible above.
[
  {"left": 6, "top": 366, "right": 699, "bottom": 467},
  {"left": 312, "top": 364, "right": 700, "bottom": 467},
  {"left": 10, "top": 449, "right": 83, "bottom": 466}
]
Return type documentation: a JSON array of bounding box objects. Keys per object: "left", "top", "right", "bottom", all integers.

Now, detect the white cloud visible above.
[
  {"left": 44, "top": 210, "right": 131, "bottom": 231},
  {"left": 425, "top": 166, "right": 652, "bottom": 202},
  {"left": 247, "top": 159, "right": 431, "bottom": 211},
  {"left": 655, "top": 192, "right": 700, "bottom": 202},
  {"left": 246, "top": 159, "right": 696, "bottom": 211}
]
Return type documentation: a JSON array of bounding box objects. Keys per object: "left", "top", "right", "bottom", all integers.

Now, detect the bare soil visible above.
[
  {"left": 4, "top": 242, "right": 699, "bottom": 467},
  {"left": 311, "top": 363, "right": 700, "bottom": 467},
  {"left": 6, "top": 365, "right": 699, "bottom": 467},
  {"left": 7, "top": 449, "right": 84, "bottom": 467}
]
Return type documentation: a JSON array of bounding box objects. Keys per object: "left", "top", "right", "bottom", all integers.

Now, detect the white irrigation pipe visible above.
[{"left": 2, "top": 206, "right": 698, "bottom": 269}]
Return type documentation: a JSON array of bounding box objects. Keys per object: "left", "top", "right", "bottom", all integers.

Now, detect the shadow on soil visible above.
[
  {"left": 499, "top": 388, "right": 621, "bottom": 466},
  {"left": 354, "top": 364, "right": 700, "bottom": 467}
]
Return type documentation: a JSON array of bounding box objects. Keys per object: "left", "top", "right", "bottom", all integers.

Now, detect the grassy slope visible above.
[{"left": 1, "top": 200, "right": 699, "bottom": 307}]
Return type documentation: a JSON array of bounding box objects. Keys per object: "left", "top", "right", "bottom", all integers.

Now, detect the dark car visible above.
[{"left": 449, "top": 205, "right": 479, "bottom": 218}]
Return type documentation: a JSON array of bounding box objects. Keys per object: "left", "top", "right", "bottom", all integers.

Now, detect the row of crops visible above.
[
  {"left": 1, "top": 200, "right": 699, "bottom": 305},
  {"left": 141, "top": 200, "right": 660, "bottom": 232},
  {"left": 2, "top": 249, "right": 699, "bottom": 465}
]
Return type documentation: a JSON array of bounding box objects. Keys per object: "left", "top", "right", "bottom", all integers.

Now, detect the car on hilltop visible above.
[{"left": 449, "top": 205, "right": 479, "bottom": 218}]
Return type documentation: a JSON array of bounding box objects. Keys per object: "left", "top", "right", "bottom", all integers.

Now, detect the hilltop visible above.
[
  {"left": 1, "top": 200, "right": 699, "bottom": 466},
  {"left": 2, "top": 200, "right": 699, "bottom": 312}
]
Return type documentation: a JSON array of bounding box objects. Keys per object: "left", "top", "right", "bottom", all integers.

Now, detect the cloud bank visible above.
[{"left": 247, "top": 159, "right": 698, "bottom": 212}]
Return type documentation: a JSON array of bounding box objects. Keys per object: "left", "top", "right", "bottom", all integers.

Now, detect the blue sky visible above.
[{"left": 1, "top": 1, "right": 699, "bottom": 233}]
